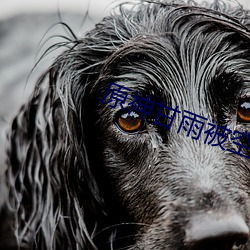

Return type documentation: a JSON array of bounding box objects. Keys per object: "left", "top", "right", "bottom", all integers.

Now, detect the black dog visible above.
[{"left": 1, "top": 0, "right": 250, "bottom": 249}]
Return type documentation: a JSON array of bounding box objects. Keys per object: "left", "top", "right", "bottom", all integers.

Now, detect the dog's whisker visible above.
[{"left": 93, "top": 222, "right": 150, "bottom": 238}]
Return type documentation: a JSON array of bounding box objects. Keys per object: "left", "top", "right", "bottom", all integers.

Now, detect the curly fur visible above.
[{"left": 2, "top": 0, "right": 250, "bottom": 249}]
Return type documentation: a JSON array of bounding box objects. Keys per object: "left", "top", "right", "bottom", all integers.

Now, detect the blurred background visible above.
[
  {"left": 0, "top": 0, "right": 250, "bottom": 174},
  {"left": 0, "top": 0, "right": 120, "bottom": 172}
]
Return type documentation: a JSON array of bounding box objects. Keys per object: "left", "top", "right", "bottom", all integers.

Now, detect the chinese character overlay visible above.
[
  {"left": 204, "top": 122, "right": 232, "bottom": 150},
  {"left": 101, "top": 83, "right": 250, "bottom": 159},
  {"left": 130, "top": 95, "right": 155, "bottom": 119},
  {"left": 100, "top": 82, "right": 131, "bottom": 109},
  {"left": 128, "top": 91, "right": 140, "bottom": 114},
  {"left": 177, "top": 110, "right": 208, "bottom": 140},
  {"left": 153, "top": 101, "right": 180, "bottom": 130}
]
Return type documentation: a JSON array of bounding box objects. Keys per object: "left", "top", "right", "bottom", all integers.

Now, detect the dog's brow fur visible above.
[{"left": 1, "top": 0, "right": 250, "bottom": 249}]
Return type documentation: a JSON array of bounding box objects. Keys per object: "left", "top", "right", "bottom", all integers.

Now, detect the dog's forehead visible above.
[
  {"left": 99, "top": 5, "right": 250, "bottom": 113},
  {"left": 107, "top": 35, "right": 248, "bottom": 111}
]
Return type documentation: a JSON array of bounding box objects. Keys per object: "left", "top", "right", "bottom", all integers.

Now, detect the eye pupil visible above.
[
  {"left": 117, "top": 111, "right": 144, "bottom": 133},
  {"left": 237, "top": 99, "right": 250, "bottom": 123}
]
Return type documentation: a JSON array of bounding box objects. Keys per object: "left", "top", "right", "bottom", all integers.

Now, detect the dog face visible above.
[
  {"left": 3, "top": 1, "right": 250, "bottom": 250},
  {"left": 88, "top": 2, "right": 250, "bottom": 249}
]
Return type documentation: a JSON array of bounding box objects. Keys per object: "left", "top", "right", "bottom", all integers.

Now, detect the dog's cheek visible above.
[{"left": 100, "top": 132, "right": 162, "bottom": 223}]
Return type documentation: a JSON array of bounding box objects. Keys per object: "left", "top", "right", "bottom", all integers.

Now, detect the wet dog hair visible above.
[{"left": 1, "top": 0, "right": 250, "bottom": 249}]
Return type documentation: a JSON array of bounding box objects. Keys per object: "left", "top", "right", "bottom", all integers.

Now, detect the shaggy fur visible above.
[{"left": 1, "top": 0, "right": 250, "bottom": 249}]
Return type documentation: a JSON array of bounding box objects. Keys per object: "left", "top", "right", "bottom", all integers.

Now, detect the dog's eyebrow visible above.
[
  {"left": 113, "top": 79, "right": 168, "bottom": 108},
  {"left": 210, "top": 71, "right": 244, "bottom": 96},
  {"left": 205, "top": 71, "right": 244, "bottom": 124},
  {"left": 99, "top": 39, "right": 182, "bottom": 106}
]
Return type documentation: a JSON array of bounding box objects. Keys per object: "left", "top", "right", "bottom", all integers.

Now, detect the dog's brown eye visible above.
[
  {"left": 117, "top": 111, "right": 144, "bottom": 133},
  {"left": 237, "top": 99, "right": 250, "bottom": 123}
]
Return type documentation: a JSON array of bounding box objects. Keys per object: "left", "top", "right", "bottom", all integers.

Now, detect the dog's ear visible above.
[{"left": 3, "top": 21, "right": 120, "bottom": 248}]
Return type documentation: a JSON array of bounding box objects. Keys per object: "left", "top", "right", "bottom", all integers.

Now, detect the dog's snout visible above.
[{"left": 185, "top": 213, "right": 249, "bottom": 250}]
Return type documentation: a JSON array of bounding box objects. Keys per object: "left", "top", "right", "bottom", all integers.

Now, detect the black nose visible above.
[{"left": 185, "top": 213, "right": 249, "bottom": 250}]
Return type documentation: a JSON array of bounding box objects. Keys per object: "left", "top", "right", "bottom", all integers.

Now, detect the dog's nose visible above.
[{"left": 185, "top": 213, "right": 249, "bottom": 250}]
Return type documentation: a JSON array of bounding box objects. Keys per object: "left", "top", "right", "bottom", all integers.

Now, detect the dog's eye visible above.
[
  {"left": 116, "top": 111, "right": 144, "bottom": 133},
  {"left": 237, "top": 98, "right": 250, "bottom": 123}
]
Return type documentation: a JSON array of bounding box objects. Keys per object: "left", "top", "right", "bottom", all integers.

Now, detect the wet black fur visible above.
[{"left": 2, "top": 0, "right": 250, "bottom": 249}]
